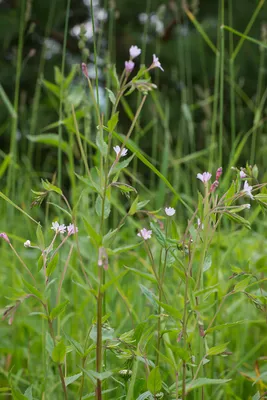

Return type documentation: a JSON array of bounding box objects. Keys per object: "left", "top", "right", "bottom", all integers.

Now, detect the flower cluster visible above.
[
  {"left": 51, "top": 221, "right": 78, "bottom": 236},
  {"left": 124, "top": 45, "right": 164, "bottom": 75},
  {"left": 197, "top": 167, "right": 223, "bottom": 193},
  {"left": 125, "top": 45, "right": 141, "bottom": 74},
  {"left": 113, "top": 145, "right": 128, "bottom": 159}
]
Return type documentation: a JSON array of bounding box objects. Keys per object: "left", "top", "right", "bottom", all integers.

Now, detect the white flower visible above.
[
  {"left": 137, "top": 228, "right": 152, "bottom": 240},
  {"left": 243, "top": 180, "right": 254, "bottom": 200},
  {"left": 244, "top": 204, "right": 251, "bottom": 209},
  {"left": 129, "top": 45, "right": 141, "bottom": 59},
  {"left": 24, "top": 240, "right": 31, "bottom": 248},
  {"left": 67, "top": 223, "right": 78, "bottom": 235},
  {"left": 240, "top": 170, "right": 246, "bottom": 178},
  {"left": 51, "top": 221, "right": 66, "bottom": 234},
  {"left": 113, "top": 145, "right": 128, "bottom": 157},
  {"left": 165, "top": 207, "right": 176, "bottom": 216},
  {"left": 197, "top": 172, "right": 212, "bottom": 183},
  {"left": 197, "top": 218, "right": 204, "bottom": 229},
  {"left": 152, "top": 54, "right": 164, "bottom": 71}
]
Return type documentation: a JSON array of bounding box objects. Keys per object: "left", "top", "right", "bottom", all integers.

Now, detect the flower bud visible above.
[
  {"left": 210, "top": 180, "right": 219, "bottom": 193},
  {"left": 0, "top": 232, "right": 10, "bottom": 243},
  {"left": 81, "top": 63, "right": 88, "bottom": 78},
  {"left": 215, "top": 167, "right": 223, "bottom": 180}
]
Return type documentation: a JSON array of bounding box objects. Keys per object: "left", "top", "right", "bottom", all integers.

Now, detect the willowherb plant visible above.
[{"left": 2, "top": 41, "right": 267, "bottom": 400}]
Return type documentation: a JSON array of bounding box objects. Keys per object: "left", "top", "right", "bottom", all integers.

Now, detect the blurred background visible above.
[{"left": 0, "top": 0, "right": 267, "bottom": 205}]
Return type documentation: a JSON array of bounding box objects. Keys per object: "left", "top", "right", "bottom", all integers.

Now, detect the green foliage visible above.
[{"left": 0, "top": 1, "right": 267, "bottom": 399}]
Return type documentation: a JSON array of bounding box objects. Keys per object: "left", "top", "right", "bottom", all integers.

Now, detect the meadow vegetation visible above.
[{"left": 0, "top": 1, "right": 267, "bottom": 399}]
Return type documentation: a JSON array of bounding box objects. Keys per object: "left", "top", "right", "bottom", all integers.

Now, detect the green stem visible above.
[
  {"left": 58, "top": 0, "right": 71, "bottom": 188},
  {"left": 96, "top": 267, "right": 103, "bottom": 400},
  {"left": 219, "top": 0, "right": 225, "bottom": 167},
  {"left": 7, "top": 0, "right": 26, "bottom": 197}
]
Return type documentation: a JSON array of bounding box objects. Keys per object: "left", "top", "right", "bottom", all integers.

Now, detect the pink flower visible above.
[
  {"left": 113, "top": 145, "right": 128, "bottom": 158},
  {"left": 165, "top": 207, "right": 176, "bottom": 216},
  {"left": 125, "top": 60, "right": 135, "bottom": 74},
  {"left": 240, "top": 170, "right": 246, "bottom": 178},
  {"left": 0, "top": 232, "right": 10, "bottom": 243},
  {"left": 129, "top": 45, "right": 141, "bottom": 59},
  {"left": 197, "top": 172, "right": 212, "bottom": 183},
  {"left": 67, "top": 223, "right": 78, "bottom": 236},
  {"left": 81, "top": 63, "right": 88, "bottom": 78},
  {"left": 137, "top": 228, "right": 152, "bottom": 240},
  {"left": 243, "top": 180, "right": 254, "bottom": 200},
  {"left": 51, "top": 221, "right": 66, "bottom": 234},
  {"left": 151, "top": 54, "right": 164, "bottom": 71},
  {"left": 216, "top": 167, "right": 223, "bottom": 180}
]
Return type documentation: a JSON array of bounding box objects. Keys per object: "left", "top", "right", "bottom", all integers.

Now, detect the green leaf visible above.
[
  {"left": 101, "top": 271, "right": 128, "bottom": 293},
  {"left": 37, "top": 254, "right": 43, "bottom": 272},
  {"left": 50, "top": 300, "right": 69, "bottom": 320},
  {"left": 41, "top": 179, "right": 62, "bottom": 195},
  {"left": 139, "top": 284, "right": 157, "bottom": 309},
  {"left": 22, "top": 278, "right": 43, "bottom": 301},
  {"left": 64, "top": 332, "right": 84, "bottom": 356},
  {"left": 46, "top": 253, "right": 59, "bottom": 277},
  {"left": 54, "top": 66, "right": 63, "bottom": 85},
  {"left": 224, "top": 212, "right": 251, "bottom": 229},
  {"left": 24, "top": 386, "right": 33, "bottom": 400},
  {"left": 129, "top": 196, "right": 139, "bottom": 216},
  {"left": 64, "top": 372, "right": 82, "bottom": 387},
  {"left": 150, "top": 221, "right": 166, "bottom": 247},
  {"left": 36, "top": 223, "right": 45, "bottom": 249},
  {"left": 0, "top": 84, "right": 17, "bottom": 118},
  {"left": 108, "top": 64, "right": 120, "bottom": 89},
  {"left": 90, "top": 324, "right": 114, "bottom": 342},
  {"left": 0, "top": 191, "right": 39, "bottom": 225},
  {"left": 252, "top": 392, "right": 261, "bottom": 400},
  {"left": 207, "top": 342, "right": 229, "bottom": 356},
  {"left": 42, "top": 80, "right": 60, "bottom": 97},
  {"left": 84, "top": 370, "right": 113, "bottom": 381},
  {"left": 111, "top": 182, "right": 137, "bottom": 194},
  {"left": 107, "top": 112, "right": 119, "bottom": 132},
  {"left": 0, "top": 153, "right": 11, "bottom": 179},
  {"left": 105, "top": 88, "right": 116, "bottom": 105},
  {"left": 156, "top": 300, "right": 182, "bottom": 319},
  {"left": 95, "top": 195, "right": 111, "bottom": 219},
  {"left": 203, "top": 254, "right": 212, "bottom": 272},
  {"left": 11, "top": 388, "right": 28, "bottom": 400},
  {"left": 234, "top": 277, "right": 251, "bottom": 292},
  {"left": 83, "top": 217, "right": 102, "bottom": 247},
  {"left": 27, "top": 134, "right": 70, "bottom": 155},
  {"left": 103, "top": 228, "right": 119, "bottom": 247},
  {"left": 205, "top": 320, "right": 248, "bottom": 334},
  {"left": 52, "top": 340, "right": 67, "bottom": 363},
  {"left": 46, "top": 332, "right": 54, "bottom": 357},
  {"left": 136, "top": 200, "right": 150, "bottom": 210},
  {"left": 186, "top": 378, "right": 231, "bottom": 392},
  {"left": 136, "top": 392, "right": 153, "bottom": 400},
  {"left": 125, "top": 267, "right": 157, "bottom": 284},
  {"left": 111, "top": 153, "right": 135, "bottom": 176},
  {"left": 96, "top": 129, "right": 108, "bottom": 157},
  {"left": 147, "top": 367, "right": 162, "bottom": 394},
  {"left": 165, "top": 342, "right": 190, "bottom": 361}
]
